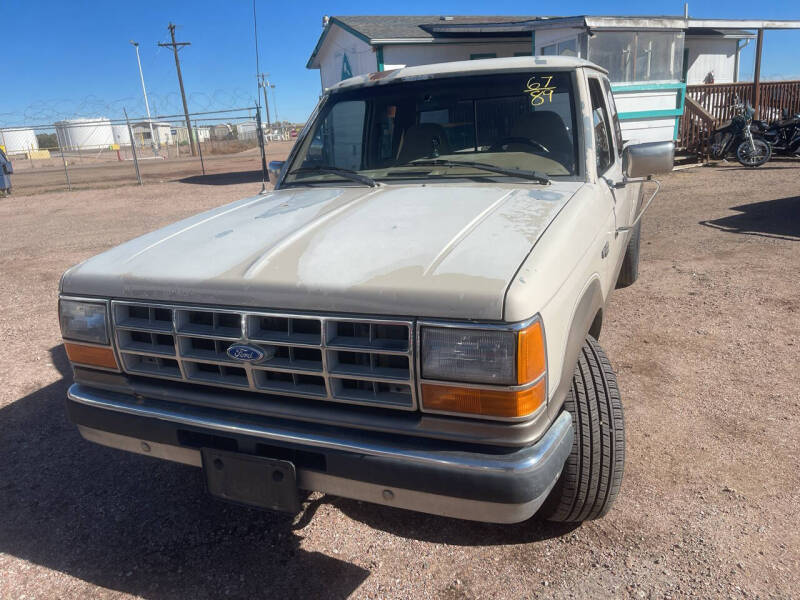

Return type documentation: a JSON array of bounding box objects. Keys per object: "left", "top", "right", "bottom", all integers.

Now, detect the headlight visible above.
[
  {"left": 59, "top": 299, "right": 109, "bottom": 344},
  {"left": 421, "top": 328, "right": 517, "bottom": 385},
  {"left": 419, "top": 318, "right": 547, "bottom": 419}
]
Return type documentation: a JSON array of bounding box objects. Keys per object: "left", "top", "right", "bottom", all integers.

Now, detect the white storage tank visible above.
[
  {"left": 0, "top": 127, "right": 39, "bottom": 155},
  {"left": 111, "top": 124, "right": 131, "bottom": 146},
  {"left": 55, "top": 118, "right": 115, "bottom": 150}
]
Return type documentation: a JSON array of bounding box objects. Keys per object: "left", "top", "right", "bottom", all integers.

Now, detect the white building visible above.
[
  {"left": 307, "top": 15, "right": 800, "bottom": 143},
  {"left": 131, "top": 121, "right": 174, "bottom": 147},
  {"left": 0, "top": 128, "right": 39, "bottom": 155},
  {"left": 55, "top": 118, "right": 115, "bottom": 150},
  {"left": 171, "top": 126, "right": 211, "bottom": 145}
]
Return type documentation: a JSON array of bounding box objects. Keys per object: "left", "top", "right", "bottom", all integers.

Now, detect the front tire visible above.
[
  {"left": 538, "top": 336, "right": 625, "bottom": 522},
  {"left": 616, "top": 184, "right": 645, "bottom": 289},
  {"left": 736, "top": 138, "right": 771, "bottom": 167}
]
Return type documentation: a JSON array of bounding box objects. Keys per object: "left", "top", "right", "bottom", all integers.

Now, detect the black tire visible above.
[
  {"left": 538, "top": 336, "right": 625, "bottom": 522},
  {"left": 736, "top": 137, "right": 771, "bottom": 167},
  {"left": 616, "top": 186, "right": 644, "bottom": 289},
  {"left": 615, "top": 220, "right": 640, "bottom": 289}
]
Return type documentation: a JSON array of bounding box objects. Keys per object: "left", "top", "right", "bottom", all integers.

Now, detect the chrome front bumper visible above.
[{"left": 67, "top": 383, "right": 573, "bottom": 523}]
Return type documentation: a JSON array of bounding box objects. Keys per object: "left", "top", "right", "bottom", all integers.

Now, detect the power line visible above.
[{"left": 159, "top": 23, "right": 196, "bottom": 156}]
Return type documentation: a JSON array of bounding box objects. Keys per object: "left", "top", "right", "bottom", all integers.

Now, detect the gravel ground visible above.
[{"left": 0, "top": 158, "right": 798, "bottom": 599}]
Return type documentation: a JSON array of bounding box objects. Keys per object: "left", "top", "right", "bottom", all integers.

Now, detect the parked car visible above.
[{"left": 60, "top": 57, "right": 672, "bottom": 524}]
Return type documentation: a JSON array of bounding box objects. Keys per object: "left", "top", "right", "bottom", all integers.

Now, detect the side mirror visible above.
[
  {"left": 623, "top": 141, "right": 674, "bottom": 179},
  {"left": 268, "top": 160, "right": 285, "bottom": 186}
]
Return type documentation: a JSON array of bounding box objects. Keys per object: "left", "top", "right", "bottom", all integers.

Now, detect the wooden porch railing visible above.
[
  {"left": 678, "top": 96, "right": 715, "bottom": 156},
  {"left": 677, "top": 80, "right": 800, "bottom": 155}
]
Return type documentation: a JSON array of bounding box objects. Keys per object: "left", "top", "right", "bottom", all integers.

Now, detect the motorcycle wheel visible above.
[{"left": 736, "top": 138, "right": 772, "bottom": 167}]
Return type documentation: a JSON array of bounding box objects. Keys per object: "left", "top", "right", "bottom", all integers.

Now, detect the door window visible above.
[
  {"left": 300, "top": 100, "right": 366, "bottom": 171},
  {"left": 588, "top": 78, "right": 615, "bottom": 174},
  {"left": 601, "top": 78, "right": 624, "bottom": 154}
]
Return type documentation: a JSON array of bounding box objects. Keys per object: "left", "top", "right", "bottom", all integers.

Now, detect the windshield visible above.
[{"left": 284, "top": 71, "right": 580, "bottom": 185}]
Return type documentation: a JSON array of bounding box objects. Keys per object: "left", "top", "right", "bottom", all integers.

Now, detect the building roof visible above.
[
  {"left": 334, "top": 15, "right": 538, "bottom": 41},
  {"left": 309, "top": 15, "right": 800, "bottom": 68},
  {"left": 328, "top": 55, "right": 606, "bottom": 92}
]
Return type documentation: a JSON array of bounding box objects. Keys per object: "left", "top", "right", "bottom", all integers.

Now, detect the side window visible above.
[
  {"left": 602, "top": 78, "right": 624, "bottom": 154},
  {"left": 588, "top": 78, "right": 615, "bottom": 174},
  {"left": 302, "top": 100, "right": 366, "bottom": 171}
]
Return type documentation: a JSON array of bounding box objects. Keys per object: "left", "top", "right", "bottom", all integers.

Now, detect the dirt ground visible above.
[{"left": 0, "top": 157, "right": 798, "bottom": 599}]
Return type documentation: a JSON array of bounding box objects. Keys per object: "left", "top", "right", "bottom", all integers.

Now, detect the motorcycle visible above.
[
  {"left": 709, "top": 102, "right": 772, "bottom": 168},
  {"left": 753, "top": 108, "right": 800, "bottom": 157}
]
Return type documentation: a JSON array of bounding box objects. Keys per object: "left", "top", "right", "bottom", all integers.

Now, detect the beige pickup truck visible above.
[{"left": 59, "top": 57, "right": 672, "bottom": 524}]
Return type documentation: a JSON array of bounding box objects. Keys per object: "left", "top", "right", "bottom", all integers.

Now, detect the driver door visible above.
[{"left": 588, "top": 76, "right": 635, "bottom": 289}]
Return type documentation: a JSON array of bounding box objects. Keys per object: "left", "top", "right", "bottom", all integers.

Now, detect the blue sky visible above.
[{"left": 1, "top": 0, "right": 799, "bottom": 127}]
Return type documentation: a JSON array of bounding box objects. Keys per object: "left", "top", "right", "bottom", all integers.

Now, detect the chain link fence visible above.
[{"left": 0, "top": 107, "right": 297, "bottom": 196}]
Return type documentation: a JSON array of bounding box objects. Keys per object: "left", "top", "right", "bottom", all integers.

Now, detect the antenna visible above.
[
  {"left": 253, "top": 0, "right": 262, "bottom": 105},
  {"left": 252, "top": 0, "right": 269, "bottom": 193}
]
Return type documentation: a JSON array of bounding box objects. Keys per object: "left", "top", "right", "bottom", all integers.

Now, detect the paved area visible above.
[{"left": 0, "top": 159, "right": 798, "bottom": 599}]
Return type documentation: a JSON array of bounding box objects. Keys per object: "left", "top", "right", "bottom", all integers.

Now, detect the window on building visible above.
[
  {"left": 588, "top": 31, "right": 684, "bottom": 82},
  {"left": 470, "top": 53, "right": 497, "bottom": 60},
  {"left": 541, "top": 39, "right": 578, "bottom": 57},
  {"left": 588, "top": 78, "right": 615, "bottom": 174}
]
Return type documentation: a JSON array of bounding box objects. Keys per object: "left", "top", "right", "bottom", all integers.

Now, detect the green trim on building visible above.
[
  {"left": 376, "top": 46, "right": 384, "bottom": 71},
  {"left": 618, "top": 108, "right": 684, "bottom": 120},
  {"left": 611, "top": 82, "right": 687, "bottom": 140},
  {"left": 470, "top": 53, "right": 497, "bottom": 60},
  {"left": 531, "top": 30, "right": 536, "bottom": 55},
  {"left": 514, "top": 51, "right": 532, "bottom": 57},
  {"left": 610, "top": 82, "right": 686, "bottom": 92},
  {"left": 329, "top": 17, "right": 371, "bottom": 44},
  {"left": 306, "top": 17, "right": 373, "bottom": 69}
]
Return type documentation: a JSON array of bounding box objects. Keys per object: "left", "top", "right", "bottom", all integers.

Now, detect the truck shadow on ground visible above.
[
  {"left": 179, "top": 170, "right": 265, "bottom": 186},
  {"left": 700, "top": 195, "right": 800, "bottom": 241},
  {"left": 0, "top": 345, "right": 367, "bottom": 600},
  {"left": 0, "top": 346, "right": 577, "bottom": 598}
]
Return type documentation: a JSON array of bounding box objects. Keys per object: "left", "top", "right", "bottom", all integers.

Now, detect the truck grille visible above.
[{"left": 111, "top": 301, "right": 416, "bottom": 411}]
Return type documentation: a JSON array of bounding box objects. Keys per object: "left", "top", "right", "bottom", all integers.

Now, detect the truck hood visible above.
[{"left": 61, "top": 182, "right": 582, "bottom": 320}]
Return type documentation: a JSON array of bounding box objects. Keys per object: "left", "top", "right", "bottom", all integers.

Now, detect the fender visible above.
[{"left": 548, "top": 276, "right": 604, "bottom": 422}]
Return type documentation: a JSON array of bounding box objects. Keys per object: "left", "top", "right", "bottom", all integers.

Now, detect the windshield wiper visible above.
[
  {"left": 291, "top": 166, "right": 378, "bottom": 187},
  {"left": 409, "top": 159, "right": 551, "bottom": 185}
]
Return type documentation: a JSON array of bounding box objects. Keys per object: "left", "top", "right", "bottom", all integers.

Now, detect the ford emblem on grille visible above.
[{"left": 226, "top": 344, "right": 266, "bottom": 363}]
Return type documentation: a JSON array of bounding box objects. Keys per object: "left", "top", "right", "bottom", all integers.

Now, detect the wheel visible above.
[
  {"left": 615, "top": 221, "right": 640, "bottom": 289},
  {"left": 736, "top": 138, "right": 771, "bottom": 167},
  {"left": 537, "top": 336, "right": 625, "bottom": 522},
  {"left": 616, "top": 187, "right": 644, "bottom": 289}
]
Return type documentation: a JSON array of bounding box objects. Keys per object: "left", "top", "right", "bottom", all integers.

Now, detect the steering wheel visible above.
[{"left": 489, "top": 137, "right": 550, "bottom": 153}]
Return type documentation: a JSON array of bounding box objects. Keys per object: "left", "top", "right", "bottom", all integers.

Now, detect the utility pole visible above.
[
  {"left": 270, "top": 83, "right": 278, "bottom": 124},
  {"left": 159, "top": 23, "right": 196, "bottom": 156},
  {"left": 259, "top": 73, "right": 271, "bottom": 126},
  {"left": 130, "top": 40, "right": 158, "bottom": 157}
]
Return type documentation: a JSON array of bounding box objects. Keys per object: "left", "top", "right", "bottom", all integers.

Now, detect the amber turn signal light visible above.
[
  {"left": 517, "top": 319, "right": 546, "bottom": 385},
  {"left": 64, "top": 342, "right": 119, "bottom": 370},
  {"left": 421, "top": 378, "right": 545, "bottom": 419}
]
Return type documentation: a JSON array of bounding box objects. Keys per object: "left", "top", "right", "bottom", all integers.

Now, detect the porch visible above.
[{"left": 678, "top": 79, "right": 800, "bottom": 156}]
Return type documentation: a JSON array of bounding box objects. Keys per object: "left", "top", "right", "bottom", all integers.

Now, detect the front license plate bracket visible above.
[{"left": 202, "top": 448, "right": 300, "bottom": 513}]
